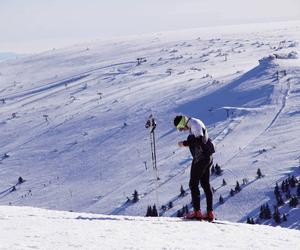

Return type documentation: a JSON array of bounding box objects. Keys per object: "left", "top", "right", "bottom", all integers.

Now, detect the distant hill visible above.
[{"left": 0, "top": 52, "right": 18, "bottom": 62}]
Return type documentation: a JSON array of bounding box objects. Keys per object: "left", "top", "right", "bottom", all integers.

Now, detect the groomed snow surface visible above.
[{"left": 1, "top": 206, "right": 300, "bottom": 250}]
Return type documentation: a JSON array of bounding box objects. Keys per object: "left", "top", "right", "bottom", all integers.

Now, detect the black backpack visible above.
[{"left": 201, "top": 138, "right": 215, "bottom": 157}]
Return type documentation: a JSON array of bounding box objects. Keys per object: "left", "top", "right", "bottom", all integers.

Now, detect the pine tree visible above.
[
  {"left": 282, "top": 213, "right": 287, "bottom": 222},
  {"left": 168, "top": 201, "right": 173, "bottom": 209},
  {"left": 289, "top": 196, "right": 299, "bottom": 207},
  {"left": 247, "top": 217, "right": 255, "bottom": 224},
  {"left": 230, "top": 189, "right": 235, "bottom": 197},
  {"left": 215, "top": 164, "right": 222, "bottom": 176},
  {"left": 273, "top": 206, "right": 281, "bottom": 223},
  {"left": 181, "top": 206, "right": 186, "bottom": 216},
  {"left": 177, "top": 210, "right": 183, "bottom": 217},
  {"left": 274, "top": 183, "right": 280, "bottom": 196},
  {"left": 281, "top": 180, "right": 286, "bottom": 192},
  {"left": 286, "top": 189, "right": 291, "bottom": 200},
  {"left": 290, "top": 175, "right": 296, "bottom": 188},
  {"left": 287, "top": 175, "right": 291, "bottom": 186},
  {"left": 133, "top": 190, "right": 139, "bottom": 202},
  {"left": 235, "top": 181, "right": 241, "bottom": 192},
  {"left": 18, "top": 176, "right": 24, "bottom": 184},
  {"left": 152, "top": 205, "right": 158, "bottom": 217},
  {"left": 146, "top": 206, "right": 153, "bottom": 217},
  {"left": 265, "top": 203, "right": 272, "bottom": 219},
  {"left": 259, "top": 205, "right": 264, "bottom": 219},
  {"left": 297, "top": 184, "right": 300, "bottom": 197},
  {"left": 211, "top": 164, "right": 215, "bottom": 175},
  {"left": 222, "top": 179, "right": 227, "bottom": 186},
  {"left": 180, "top": 185, "right": 186, "bottom": 197},
  {"left": 184, "top": 205, "right": 189, "bottom": 214},
  {"left": 260, "top": 203, "right": 271, "bottom": 220},
  {"left": 257, "top": 168, "right": 262, "bottom": 178},
  {"left": 284, "top": 181, "right": 289, "bottom": 193},
  {"left": 276, "top": 192, "right": 284, "bottom": 207},
  {"left": 246, "top": 217, "right": 251, "bottom": 224},
  {"left": 219, "top": 195, "right": 224, "bottom": 204}
]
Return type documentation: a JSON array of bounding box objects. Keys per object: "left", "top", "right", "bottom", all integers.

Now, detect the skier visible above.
[{"left": 174, "top": 115, "right": 215, "bottom": 221}]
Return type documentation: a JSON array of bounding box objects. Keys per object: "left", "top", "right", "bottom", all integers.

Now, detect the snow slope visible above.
[
  {"left": 0, "top": 21, "right": 300, "bottom": 227},
  {"left": 1, "top": 206, "right": 300, "bottom": 250}
]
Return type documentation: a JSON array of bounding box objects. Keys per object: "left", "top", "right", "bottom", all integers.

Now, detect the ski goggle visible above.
[{"left": 176, "top": 116, "right": 187, "bottom": 130}]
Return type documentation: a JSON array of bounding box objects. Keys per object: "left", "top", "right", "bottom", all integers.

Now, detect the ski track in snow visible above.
[{"left": 262, "top": 76, "right": 291, "bottom": 133}]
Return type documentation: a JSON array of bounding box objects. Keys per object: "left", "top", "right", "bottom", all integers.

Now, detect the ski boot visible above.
[
  {"left": 202, "top": 210, "right": 215, "bottom": 222},
  {"left": 184, "top": 210, "right": 203, "bottom": 220}
]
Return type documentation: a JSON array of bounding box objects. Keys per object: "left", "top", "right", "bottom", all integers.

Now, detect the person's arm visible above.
[{"left": 182, "top": 135, "right": 203, "bottom": 147}]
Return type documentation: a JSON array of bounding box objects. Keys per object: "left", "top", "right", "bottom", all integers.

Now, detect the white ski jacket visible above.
[{"left": 186, "top": 117, "right": 208, "bottom": 143}]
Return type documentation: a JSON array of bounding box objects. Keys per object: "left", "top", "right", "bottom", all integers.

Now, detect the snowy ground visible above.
[
  {"left": 0, "top": 21, "right": 300, "bottom": 228},
  {"left": 1, "top": 206, "right": 300, "bottom": 250}
]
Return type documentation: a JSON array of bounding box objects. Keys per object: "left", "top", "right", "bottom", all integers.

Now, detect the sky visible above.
[{"left": 1, "top": 0, "right": 300, "bottom": 53}]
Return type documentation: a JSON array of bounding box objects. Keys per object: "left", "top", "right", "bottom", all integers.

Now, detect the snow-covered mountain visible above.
[
  {"left": 1, "top": 206, "right": 300, "bottom": 250},
  {"left": 0, "top": 21, "right": 300, "bottom": 228}
]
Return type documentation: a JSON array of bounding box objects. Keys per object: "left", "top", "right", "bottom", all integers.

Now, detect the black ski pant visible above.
[{"left": 189, "top": 156, "right": 213, "bottom": 212}]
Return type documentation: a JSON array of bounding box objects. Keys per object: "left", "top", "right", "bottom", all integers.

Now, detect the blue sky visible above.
[{"left": 1, "top": 0, "right": 300, "bottom": 53}]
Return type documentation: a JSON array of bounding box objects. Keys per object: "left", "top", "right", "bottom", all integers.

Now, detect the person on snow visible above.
[{"left": 174, "top": 115, "right": 215, "bottom": 221}]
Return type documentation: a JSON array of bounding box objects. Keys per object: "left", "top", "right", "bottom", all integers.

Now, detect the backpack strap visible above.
[{"left": 186, "top": 117, "right": 191, "bottom": 126}]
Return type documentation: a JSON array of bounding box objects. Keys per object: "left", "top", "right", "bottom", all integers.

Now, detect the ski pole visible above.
[{"left": 145, "top": 115, "right": 160, "bottom": 215}]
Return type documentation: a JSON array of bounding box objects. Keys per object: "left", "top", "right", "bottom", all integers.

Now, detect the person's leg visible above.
[
  {"left": 189, "top": 161, "right": 201, "bottom": 211},
  {"left": 200, "top": 159, "right": 213, "bottom": 212}
]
